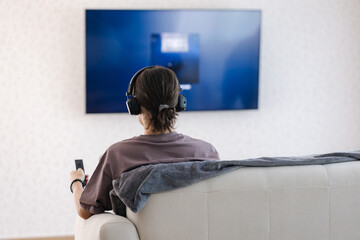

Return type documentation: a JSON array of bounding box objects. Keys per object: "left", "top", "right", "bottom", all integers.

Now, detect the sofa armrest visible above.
[{"left": 75, "top": 213, "right": 139, "bottom": 240}]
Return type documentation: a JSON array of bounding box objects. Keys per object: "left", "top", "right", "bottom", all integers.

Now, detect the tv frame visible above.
[{"left": 85, "top": 9, "right": 262, "bottom": 113}]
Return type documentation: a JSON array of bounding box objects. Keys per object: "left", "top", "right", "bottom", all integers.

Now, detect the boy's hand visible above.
[{"left": 70, "top": 168, "right": 85, "bottom": 182}]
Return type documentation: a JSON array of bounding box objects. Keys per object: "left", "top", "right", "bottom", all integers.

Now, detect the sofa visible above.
[{"left": 75, "top": 160, "right": 360, "bottom": 240}]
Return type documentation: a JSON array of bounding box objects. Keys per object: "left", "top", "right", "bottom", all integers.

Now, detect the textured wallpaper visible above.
[{"left": 0, "top": 0, "right": 359, "bottom": 238}]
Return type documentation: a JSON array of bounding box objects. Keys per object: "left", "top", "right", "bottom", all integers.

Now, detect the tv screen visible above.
[{"left": 86, "top": 10, "right": 261, "bottom": 113}]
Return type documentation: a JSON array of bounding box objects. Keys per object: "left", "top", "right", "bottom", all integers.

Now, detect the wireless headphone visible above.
[{"left": 126, "top": 66, "right": 187, "bottom": 115}]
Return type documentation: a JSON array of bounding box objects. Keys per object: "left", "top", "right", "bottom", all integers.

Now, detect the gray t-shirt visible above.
[{"left": 80, "top": 132, "right": 219, "bottom": 214}]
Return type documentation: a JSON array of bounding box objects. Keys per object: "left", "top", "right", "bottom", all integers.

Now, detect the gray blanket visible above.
[{"left": 110, "top": 150, "right": 360, "bottom": 216}]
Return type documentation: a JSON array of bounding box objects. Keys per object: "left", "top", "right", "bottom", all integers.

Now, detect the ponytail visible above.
[{"left": 150, "top": 107, "right": 177, "bottom": 133}]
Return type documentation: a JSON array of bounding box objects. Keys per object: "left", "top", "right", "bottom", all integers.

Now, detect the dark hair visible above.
[{"left": 134, "top": 66, "right": 179, "bottom": 133}]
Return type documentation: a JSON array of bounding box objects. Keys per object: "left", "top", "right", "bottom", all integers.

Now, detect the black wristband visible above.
[{"left": 70, "top": 178, "right": 85, "bottom": 193}]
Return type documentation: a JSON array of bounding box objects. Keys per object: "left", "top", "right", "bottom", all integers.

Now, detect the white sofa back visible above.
[
  {"left": 75, "top": 161, "right": 360, "bottom": 240},
  {"left": 126, "top": 161, "right": 360, "bottom": 240}
]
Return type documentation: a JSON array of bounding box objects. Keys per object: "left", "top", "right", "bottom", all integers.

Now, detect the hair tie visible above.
[{"left": 158, "top": 104, "right": 169, "bottom": 112}]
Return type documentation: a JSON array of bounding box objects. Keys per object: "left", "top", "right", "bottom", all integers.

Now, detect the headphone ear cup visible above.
[
  {"left": 126, "top": 97, "right": 141, "bottom": 115},
  {"left": 176, "top": 94, "right": 187, "bottom": 112}
]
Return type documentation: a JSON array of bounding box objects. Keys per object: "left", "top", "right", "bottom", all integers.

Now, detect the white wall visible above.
[{"left": 0, "top": 0, "right": 359, "bottom": 238}]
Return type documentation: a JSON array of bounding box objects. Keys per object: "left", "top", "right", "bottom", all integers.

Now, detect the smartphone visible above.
[{"left": 75, "top": 159, "right": 87, "bottom": 186}]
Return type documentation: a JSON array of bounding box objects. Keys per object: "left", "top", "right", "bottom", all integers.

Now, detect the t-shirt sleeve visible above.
[
  {"left": 207, "top": 143, "right": 220, "bottom": 160},
  {"left": 79, "top": 151, "right": 114, "bottom": 214},
  {"left": 211, "top": 145, "right": 220, "bottom": 160}
]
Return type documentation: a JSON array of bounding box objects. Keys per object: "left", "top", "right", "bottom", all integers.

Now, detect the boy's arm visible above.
[{"left": 70, "top": 169, "right": 93, "bottom": 219}]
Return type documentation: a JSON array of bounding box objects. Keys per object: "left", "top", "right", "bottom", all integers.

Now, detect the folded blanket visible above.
[{"left": 110, "top": 150, "right": 360, "bottom": 216}]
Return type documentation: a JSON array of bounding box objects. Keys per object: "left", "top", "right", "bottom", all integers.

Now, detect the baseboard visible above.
[{"left": 2, "top": 236, "right": 74, "bottom": 240}]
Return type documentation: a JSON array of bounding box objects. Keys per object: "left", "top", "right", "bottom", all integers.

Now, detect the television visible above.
[{"left": 86, "top": 9, "right": 261, "bottom": 113}]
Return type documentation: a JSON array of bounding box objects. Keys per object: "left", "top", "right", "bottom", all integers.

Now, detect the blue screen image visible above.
[{"left": 86, "top": 10, "right": 261, "bottom": 113}]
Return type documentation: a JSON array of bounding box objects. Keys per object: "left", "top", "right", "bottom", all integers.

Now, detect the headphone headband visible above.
[{"left": 126, "top": 66, "right": 155, "bottom": 97}]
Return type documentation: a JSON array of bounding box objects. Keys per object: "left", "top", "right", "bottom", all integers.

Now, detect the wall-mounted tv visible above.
[{"left": 86, "top": 9, "right": 261, "bottom": 113}]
